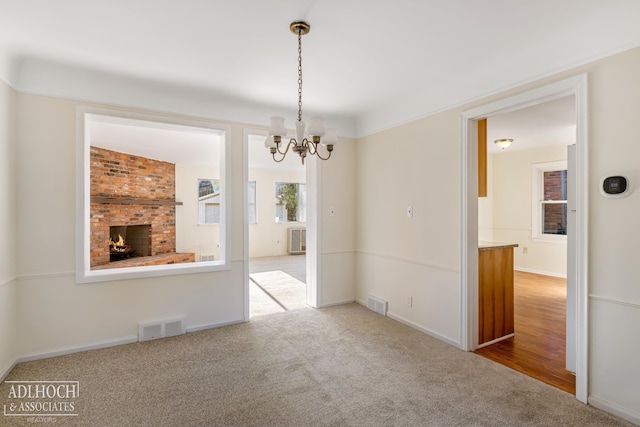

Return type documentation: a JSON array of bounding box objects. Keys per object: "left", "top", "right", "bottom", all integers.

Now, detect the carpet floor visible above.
[{"left": 0, "top": 303, "right": 630, "bottom": 426}]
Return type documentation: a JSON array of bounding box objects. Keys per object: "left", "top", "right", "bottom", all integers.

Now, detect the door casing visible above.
[{"left": 459, "top": 75, "right": 589, "bottom": 403}]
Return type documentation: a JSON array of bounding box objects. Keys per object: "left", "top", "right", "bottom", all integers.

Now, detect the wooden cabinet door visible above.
[{"left": 479, "top": 247, "right": 514, "bottom": 344}]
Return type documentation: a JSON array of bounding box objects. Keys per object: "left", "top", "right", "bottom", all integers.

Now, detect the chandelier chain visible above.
[{"left": 297, "top": 28, "right": 303, "bottom": 123}]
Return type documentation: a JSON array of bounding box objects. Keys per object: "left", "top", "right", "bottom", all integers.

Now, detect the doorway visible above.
[
  {"left": 475, "top": 97, "right": 575, "bottom": 393},
  {"left": 244, "top": 131, "right": 318, "bottom": 319},
  {"left": 460, "top": 75, "right": 588, "bottom": 402}
]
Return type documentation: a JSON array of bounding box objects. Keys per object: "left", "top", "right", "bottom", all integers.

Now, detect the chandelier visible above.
[{"left": 265, "top": 21, "right": 338, "bottom": 165}]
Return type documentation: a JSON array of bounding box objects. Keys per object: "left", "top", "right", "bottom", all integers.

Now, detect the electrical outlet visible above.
[
  {"left": 523, "top": 247, "right": 528, "bottom": 254},
  {"left": 407, "top": 296, "right": 413, "bottom": 307}
]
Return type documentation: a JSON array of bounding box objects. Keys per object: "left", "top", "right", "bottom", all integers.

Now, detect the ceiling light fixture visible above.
[
  {"left": 265, "top": 21, "right": 338, "bottom": 165},
  {"left": 494, "top": 138, "right": 513, "bottom": 149}
]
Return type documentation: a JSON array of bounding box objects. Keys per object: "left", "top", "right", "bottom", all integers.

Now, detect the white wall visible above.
[
  {"left": 586, "top": 47, "right": 640, "bottom": 420},
  {"left": 489, "top": 145, "right": 569, "bottom": 277},
  {"left": 478, "top": 153, "right": 494, "bottom": 242},
  {"left": 176, "top": 164, "right": 220, "bottom": 261},
  {"left": 356, "top": 115, "right": 462, "bottom": 345},
  {"left": 318, "top": 137, "right": 357, "bottom": 306},
  {"left": 15, "top": 94, "right": 247, "bottom": 358},
  {"left": 356, "top": 46, "right": 640, "bottom": 421},
  {"left": 248, "top": 168, "right": 305, "bottom": 258},
  {"left": 0, "top": 79, "right": 18, "bottom": 379}
]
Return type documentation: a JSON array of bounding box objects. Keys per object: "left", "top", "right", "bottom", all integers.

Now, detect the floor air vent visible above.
[
  {"left": 367, "top": 295, "right": 387, "bottom": 316},
  {"left": 139, "top": 318, "right": 185, "bottom": 342},
  {"left": 139, "top": 323, "right": 163, "bottom": 342},
  {"left": 164, "top": 319, "right": 185, "bottom": 338}
]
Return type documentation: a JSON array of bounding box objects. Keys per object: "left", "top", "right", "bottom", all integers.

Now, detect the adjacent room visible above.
[
  {"left": 247, "top": 133, "right": 309, "bottom": 317},
  {"left": 474, "top": 96, "right": 577, "bottom": 394}
]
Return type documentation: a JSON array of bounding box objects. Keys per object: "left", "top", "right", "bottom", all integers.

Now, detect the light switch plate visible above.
[{"left": 407, "top": 206, "right": 413, "bottom": 217}]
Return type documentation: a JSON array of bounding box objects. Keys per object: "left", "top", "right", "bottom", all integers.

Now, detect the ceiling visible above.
[
  {"left": 88, "top": 115, "right": 304, "bottom": 171},
  {"left": 487, "top": 96, "right": 576, "bottom": 154},
  {"left": 2, "top": 1, "right": 640, "bottom": 139}
]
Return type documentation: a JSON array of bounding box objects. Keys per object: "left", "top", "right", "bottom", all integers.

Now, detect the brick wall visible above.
[
  {"left": 90, "top": 147, "right": 175, "bottom": 201},
  {"left": 90, "top": 147, "right": 191, "bottom": 268}
]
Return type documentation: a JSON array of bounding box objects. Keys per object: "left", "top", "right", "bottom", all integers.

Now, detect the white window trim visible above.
[
  {"left": 76, "top": 108, "right": 232, "bottom": 283},
  {"left": 531, "top": 160, "right": 568, "bottom": 243}
]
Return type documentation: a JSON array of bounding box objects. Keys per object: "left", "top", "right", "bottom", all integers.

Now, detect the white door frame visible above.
[
  {"left": 459, "top": 75, "right": 589, "bottom": 403},
  {"left": 305, "top": 155, "right": 321, "bottom": 308}
]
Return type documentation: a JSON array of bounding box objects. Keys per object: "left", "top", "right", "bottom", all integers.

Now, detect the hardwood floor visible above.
[{"left": 474, "top": 271, "right": 576, "bottom": 395}]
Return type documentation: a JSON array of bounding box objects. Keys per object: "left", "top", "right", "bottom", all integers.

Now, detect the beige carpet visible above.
[{"left": 0, "top": 303, "right": 631, "bottom": 426}]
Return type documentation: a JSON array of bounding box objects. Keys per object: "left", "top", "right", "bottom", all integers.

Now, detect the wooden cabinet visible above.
[
  {"left": 478, "top": 243, "right": 517, "bottom": 345},
  {"left": 478, "top": 118, "right": 487, "bottom": 197}
]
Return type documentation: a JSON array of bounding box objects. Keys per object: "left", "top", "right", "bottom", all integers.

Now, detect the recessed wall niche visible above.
[{"left": 78, "top": 112, "right": 231, "bottom": 283}]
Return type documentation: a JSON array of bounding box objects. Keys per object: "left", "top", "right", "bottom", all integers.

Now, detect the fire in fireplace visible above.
[{"left": 109, "top": 225, "right": 151, "bottom": 262}]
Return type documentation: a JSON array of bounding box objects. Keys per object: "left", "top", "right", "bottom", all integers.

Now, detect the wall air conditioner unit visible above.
[{"left": 288, "top": 227, "right": 306, "bottom": 254}]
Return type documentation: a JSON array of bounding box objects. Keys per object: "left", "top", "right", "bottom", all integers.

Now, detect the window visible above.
[
  {"left": 78, "top": 111, "right": 231, "bottom": 283},
  {"left": 275, "top": 182, "right": 306, "bottom": 223},
  {"left": 248, "top": 181, "right": 257, "bottom": 224},
  {"left": 198, "top": 179, "right": 220, "bottom": 224},
  {"left": 532, "top": 161, "right": 568, "bottom": 241}
]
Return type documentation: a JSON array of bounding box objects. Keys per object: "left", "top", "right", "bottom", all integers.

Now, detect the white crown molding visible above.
[{"left": 7, "top": 57, "right": 358, "bottom": 139}]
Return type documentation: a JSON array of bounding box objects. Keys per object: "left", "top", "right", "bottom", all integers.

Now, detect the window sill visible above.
[{"left": 77, "top": 259, "right": 230, "bottom": 284}]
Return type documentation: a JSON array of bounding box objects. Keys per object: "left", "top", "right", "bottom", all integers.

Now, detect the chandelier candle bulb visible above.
[
  {"left": 322, "top": 128, "right": 339, "bottom": 147},
  {"left": 269, "top": 116, "right": 287, "bottom": 137},
  {"left": 308, "top": 118, "right": 326, "bottom": 137}
]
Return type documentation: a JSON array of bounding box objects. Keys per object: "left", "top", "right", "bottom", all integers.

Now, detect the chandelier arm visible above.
[
  {"left": 306, "top": 139, "right": 319, "bottom": 155},
  {"left": 271, "top": 152, "right": 288, "bottom": 163},
  {"left": 314, "top": 149, "right": 332, "bottom": 161},
  {"left": 275, "top": 139, "right": 298, "bottom": 156}
]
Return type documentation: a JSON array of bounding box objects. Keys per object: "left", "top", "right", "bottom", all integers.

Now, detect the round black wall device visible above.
[{"left": 600, "top": 175, "right": 631, "bottom": 198}]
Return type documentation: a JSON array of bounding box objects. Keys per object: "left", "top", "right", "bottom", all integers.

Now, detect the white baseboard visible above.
[
  {"left": 589, "top": 396, "right": 640, "bottom": 426},
  {"left": 356, "top": 299, "right": 461, "bottom": 348},
  {"left": 186, "top": 318, "right": 245, "bottom": 333},
  {"left": 17, "top": 336, "right": 138, "bottom": 364},
  {"left": 514, "top": 267, "right": 566, "bottom": 279},
  {"left": 0, "top": 358, "right": 17, "bottom": 382},
  {"left": 13, "top": 318, "right": 247, "bottom": 365},
  {"left": 387, "top": 311, "right": 461, "bottom": 348},
  {"left": 318, "top": 298, "right": 356, "bottom": 308},
  {"left": 12, "top": 318, "right": 247, "bottom": 365}
]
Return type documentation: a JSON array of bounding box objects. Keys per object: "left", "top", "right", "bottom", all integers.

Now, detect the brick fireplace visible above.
[{"left": 90, "top": 146, "right": 195, "bottom": 269}]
